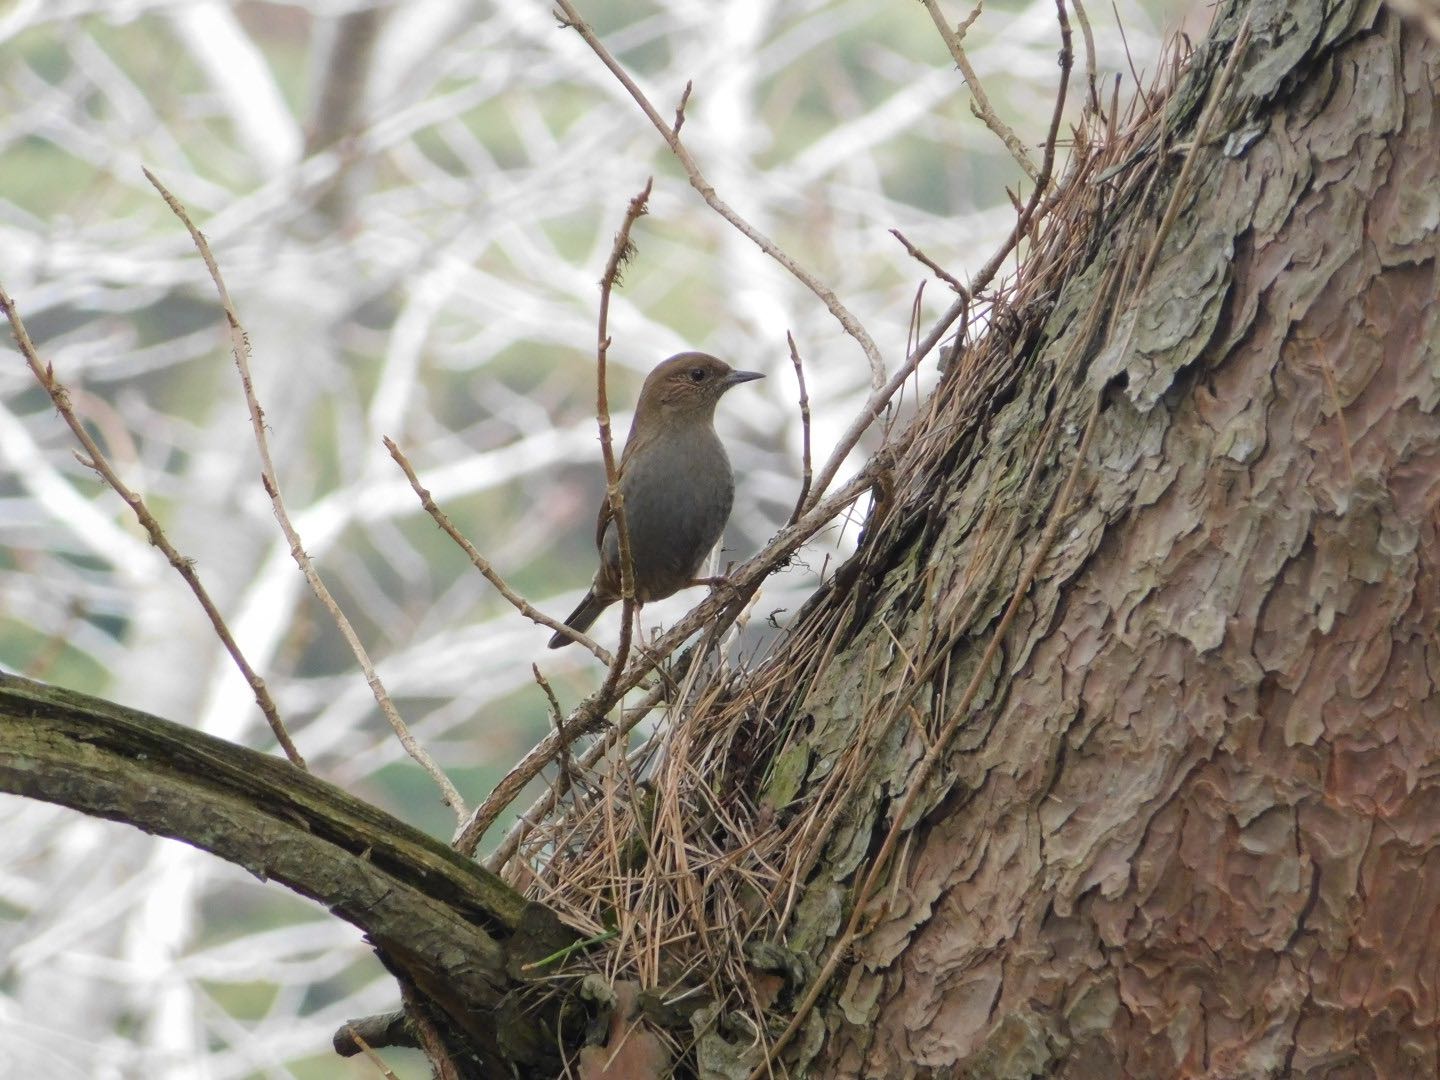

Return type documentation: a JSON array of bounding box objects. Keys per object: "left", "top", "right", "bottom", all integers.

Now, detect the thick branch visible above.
[{"left": 0, "top": 674, "right": 575, "bottom": 1071}]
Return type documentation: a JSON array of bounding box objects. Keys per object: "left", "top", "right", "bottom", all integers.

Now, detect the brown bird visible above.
[{"left": 548, "top": 352, "right": 764, "bottom": 648}]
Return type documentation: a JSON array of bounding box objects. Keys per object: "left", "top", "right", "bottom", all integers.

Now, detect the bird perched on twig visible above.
[{"left": 548, "top": 352, "right": 764, "bottom": 649}]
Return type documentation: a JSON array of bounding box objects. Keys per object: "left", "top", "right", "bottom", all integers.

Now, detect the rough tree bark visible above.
[
  {"left": 779, "top": 1, "right": 1440, "bottom": 1075},
  {"left": 2, "top": 0, "right": 1436, "bottom": 1077}
]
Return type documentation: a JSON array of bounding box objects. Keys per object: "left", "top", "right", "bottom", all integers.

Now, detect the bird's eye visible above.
[{"left": 689, "top": 367, "right": 707, "bottom": 382}]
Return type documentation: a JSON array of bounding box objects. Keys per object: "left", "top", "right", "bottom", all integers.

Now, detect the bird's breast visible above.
[{"left": 601, "top": 425, "right": 735, "bottom": 600}]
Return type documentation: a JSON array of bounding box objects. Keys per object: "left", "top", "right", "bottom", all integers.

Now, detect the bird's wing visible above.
[{"left": 594, "top": 488, "right": 613, "bottom": 551}]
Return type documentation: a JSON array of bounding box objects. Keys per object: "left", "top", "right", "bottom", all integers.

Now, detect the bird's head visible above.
[{"left": 634, "top": 351, "right": 765, "bottom": 421}]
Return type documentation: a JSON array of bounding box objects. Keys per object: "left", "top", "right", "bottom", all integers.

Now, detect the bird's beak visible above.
[{"left": 725, "top": 369, "right": 765, "bottom": 386}]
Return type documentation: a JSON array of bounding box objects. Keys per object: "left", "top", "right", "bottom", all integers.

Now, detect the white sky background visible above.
[{"left": 0, "top": 1, "right": 1194, "bottom": 1075}]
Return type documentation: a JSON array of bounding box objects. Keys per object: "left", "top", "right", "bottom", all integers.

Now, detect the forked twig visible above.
[
  {"left": 0, "top": 284, "right": 305, "bottom": 769},
  {"left": 532, "top": 662, "right": 574, "bottom": 789},
  {"left": 145, "top": 168, "right": 465, "bottom": 816}
]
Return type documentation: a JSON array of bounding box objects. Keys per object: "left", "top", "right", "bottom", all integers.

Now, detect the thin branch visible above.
[
  {"left": 1071, "top": 0, "right": 1100, "bottom": 112},
  {"left": 889, "top": 228, "right": 968, "bottom": 296},
  {"left": 533, "top": 662, "right": 576, "bottom": 796},
  {"left": 594, "top": 178, "right": 652, "bottom": 701},
  {"left": 1035, "top": 1, "right": 1073, "bottom": 207},
  {"left": 451, "top": 180, "right": 655, "bottom": 851},
  {"left": 144, "top": 168, "right": 465, "bottom": 817},
  {"left": 551, "top": 0, "right": 886, "bottom": 389},
  {"left": 342, "top": 1025, "right": 401, "bottom": 1080},
  {"left": 784, "top": 332, "right": 812, "bottom": 527},
  {"left": 920, "top": 0, "right": 1039, "bottom": 181},
  {"left": 0, "top": 284, "right": 305, "bottom": 769},
  {"left": 800, "top": 300, "right": 955, "bottom": 519},
  {"left": 1111, "top": 0, "right": 1147, "bottom": 109},
  {"left": 385, "top": 437, "right": 613, "bottom": 666}
]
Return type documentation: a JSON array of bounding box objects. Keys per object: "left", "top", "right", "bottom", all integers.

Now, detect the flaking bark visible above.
[{"left": 779, "top": 2, "right": 1440, "bottom": 1075}]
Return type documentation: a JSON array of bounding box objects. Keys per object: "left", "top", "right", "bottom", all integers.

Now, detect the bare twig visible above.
[
  {"left": 920, "top": 0, "right": 1039, "bottom": 181},
  {"left": 1036, "top": 1, "right": 1074, "bottom": 208},
  {"left": 343, "top": 1025, "right": 401, "bottom": 1080},
  {"left": 385, "top": 437, "right": 613, "bottom": 665},
  {"left": 889, "top": 228, "right": 968, "bottom": 296},
  {"left": 533, "top": 664, "right": 565, "bottom": 726},
  {"left": 552, "top": 0, "right": 886, "bottom": 389},
  {"left": 533, "top": 662, "right": 572, "bottom": 778},
  {"left": 1072, "top": 0, "right": 1100, "bottom": 112},
  {"left": 801, "top": 300, "right": 955, "bottom": 518},
  {"left": 1112, "top": 0, "right": 1146, "bottom": 107},
  {"left": 145, "top": 168, "right": 465, "bottom": 816},
  {"left": 593, "top": 178, "right": 653, "bottom": 702},
  {"left": 672, "top": 79, "right": 692, "bottom": 136},
  {"left": 785, "top": 332, "right": 812, "bottom": 527},
  {"left": 0, "top": 284, "right": 305, "bottom": 769}
]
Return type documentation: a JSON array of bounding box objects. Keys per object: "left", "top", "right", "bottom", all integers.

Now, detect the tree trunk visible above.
[{"left": 784, "top": 2, "right": 1440, "bottom": 1075}]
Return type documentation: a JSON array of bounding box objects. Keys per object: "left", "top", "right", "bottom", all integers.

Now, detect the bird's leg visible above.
[
  {"left": 630, "top": 602, "right": 652, "bottom": 656},
  {"left": 631, "top": 605, "right": 674, "bottom": 671}
]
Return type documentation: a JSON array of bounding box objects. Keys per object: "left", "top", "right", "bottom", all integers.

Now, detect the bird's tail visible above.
[{"left": 547, "top": 590, "right": 612, "bottom": 649}]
